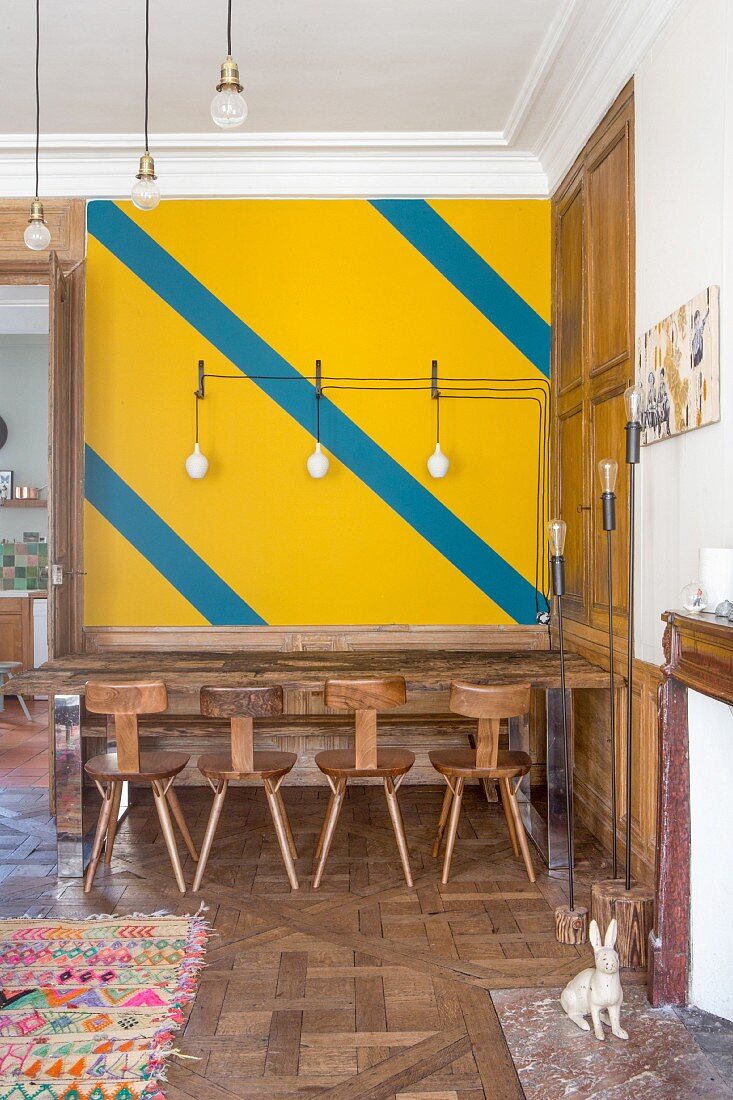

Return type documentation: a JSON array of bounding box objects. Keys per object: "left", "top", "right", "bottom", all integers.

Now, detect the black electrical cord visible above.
[
  {"left": 144, "top": 0, "right": 150, "bottom": 152},
  {"left": 227, "top": 0, "right": 232, "bottom": 56},
  {"left": 34, "top": 0, "right": 40, "bottom": 199},
  {"left": 191, "top": 368, "right": 552, "bottom": 616}
]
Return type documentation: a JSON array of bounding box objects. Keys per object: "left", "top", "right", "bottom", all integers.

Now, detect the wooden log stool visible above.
[
  {"left": 430, "top": 681, "right": 536, "bottom": 884},
  {"left": 313, "top": 676, "right": 414, "bottom": 889},
  {"left": 194, "top": 685, "right": 299, "bottom": 892},
  {"left": 84, "top": 680, "right": 197, "bottom": 895}
]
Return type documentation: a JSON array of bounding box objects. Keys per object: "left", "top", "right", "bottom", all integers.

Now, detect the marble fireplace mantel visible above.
[{"left": 649, "top": 609, "right": 733, "bottom": 1006}]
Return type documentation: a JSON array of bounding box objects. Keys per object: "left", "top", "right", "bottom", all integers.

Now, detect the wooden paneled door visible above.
[
  {"left": 48, "top": 251, "right": 85, "bottom": 659},
  {"left": 552, "top": 81, "right": 634, "bottom": 634}
]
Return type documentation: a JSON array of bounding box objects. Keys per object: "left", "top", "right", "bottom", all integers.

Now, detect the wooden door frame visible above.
[{"left": 0, "top": 198, "right": 86, "bottom": 655}]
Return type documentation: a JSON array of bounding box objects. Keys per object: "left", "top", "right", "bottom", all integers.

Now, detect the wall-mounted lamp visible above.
[
  {"left": 186, "top": 360, "right": 209, "bottom": 479},
  {"left": 427, "top": 361, "right": 449, "bottom": 478},
  {"left": 306, "top": 360, "right": 330, "bottom": 478}
]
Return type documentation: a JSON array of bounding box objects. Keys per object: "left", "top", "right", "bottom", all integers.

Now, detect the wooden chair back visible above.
[
  {"left": 324, "top": 677, "right": 406, "bottom": 769},
  {"left": 449, "top": 682, "right": 531, "bottom": 770},
  {"left": 200, "top": 685, "right": 283, "bottom": 773},
  {"left": 85, "top": 680, "right": 168, "bottom": 773}
]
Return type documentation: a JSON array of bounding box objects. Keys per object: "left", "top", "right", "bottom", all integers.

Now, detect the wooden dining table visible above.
[{"left": 3, "top": 648, "right": 609, "bottom": 878}]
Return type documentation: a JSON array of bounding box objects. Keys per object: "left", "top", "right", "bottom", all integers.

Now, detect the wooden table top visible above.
[{"left": 3, "top": 648, "right": 609, "bottom": 696}]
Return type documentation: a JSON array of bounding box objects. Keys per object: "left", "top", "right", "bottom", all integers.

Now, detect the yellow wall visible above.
[{"left": 85, "top": 198, "right": 550, "bottom": 627}]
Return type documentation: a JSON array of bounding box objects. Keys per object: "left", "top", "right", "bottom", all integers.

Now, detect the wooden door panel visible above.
[
  {"left": 48, "top": 253, "right": 84, "bottom": 659},
  {"left": 590, "top": 390, "right": 629, "bottom": 622},
  {"left": 587, "top": 125, "right": 631, "bottom": 378},
  {"left": 556, "top": 181, "right": 584, "bottom": 395},
  {"left": 557, "top": 405, "right": 587, "bottom": 616},
  {"left": 0, "top": 611, "right": 24, "bottom": 665}
]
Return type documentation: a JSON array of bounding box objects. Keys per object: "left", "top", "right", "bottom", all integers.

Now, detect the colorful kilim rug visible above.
[{"left": 0, "top": 914, "right": 209, "bottom": 1100}]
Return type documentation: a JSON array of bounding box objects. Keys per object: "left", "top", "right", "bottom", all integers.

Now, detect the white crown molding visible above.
[
  {"left": 537, "top": 0, "right": 687, "bottom": 192},
  {"left": 0, "top": 133, "right": 546, "bottom": 199},
  {"left": 503, "top": 0, "right": 583, "bottom": 146}
]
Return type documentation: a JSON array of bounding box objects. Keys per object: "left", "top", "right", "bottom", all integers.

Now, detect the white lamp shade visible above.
[
  {"left": 427, "top": 443, "right": 449, "bottom": 479},
  {"left": 185, "top": 442, "right": 209, "bottom": 479},
  {"left": 307, "top": 441, "right": 330, "bottom": 479}
]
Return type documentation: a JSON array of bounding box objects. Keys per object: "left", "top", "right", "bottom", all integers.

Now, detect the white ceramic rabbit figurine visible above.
[{"left": 560, "top": 918, "right": 628, "bottom": 1041}]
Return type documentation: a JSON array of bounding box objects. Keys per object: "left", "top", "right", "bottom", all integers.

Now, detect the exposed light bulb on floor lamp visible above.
[{"left": 211, "top": 0, "right": 248, "bottom": 128}]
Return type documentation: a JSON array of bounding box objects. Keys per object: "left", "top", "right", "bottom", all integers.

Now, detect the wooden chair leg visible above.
[
  {"left": 166, "top": 785, "right": 199, "bottom": 862},
  {"left": 432, "top": 781, "right": 454, "bottom": 858},
  {"left": 441, "top": 777, "right": 464, "bottom": 885},
  {"left": 84, "top": 784, "right": 115, "bottom": 894},
  {"left": 152, "top": 780, "right": 187, "bottom": 894},
  {"left": 104, "top": 781, "right": 124, "bottom": 865},
  {"left": 506, "top": 779, "right": 536, "bottom": 884},
  {"left": 193, "top": 779, "right": 228, "bottom": 892},
  {"left": 275, "top": 788, "right": 298, "bottom": 860},
  {"left": 499, "top": 777, "right": 520, "bottom": 858},
  {"left": 313, "top": 778, "right": 347, "bottom": 890},
  {"left": 265, "top": 780, "right": 299, "bottom": 890},
  {"left": 314, "top": 789, "right": 335, "bottom": 863},
  {"left": 384, "top": 776, "right": 414, "bottom": 888}
]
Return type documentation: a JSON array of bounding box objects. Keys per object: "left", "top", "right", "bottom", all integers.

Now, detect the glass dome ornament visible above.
[{"left": 681, "top": 580, "right": 709, "bottom": 612}]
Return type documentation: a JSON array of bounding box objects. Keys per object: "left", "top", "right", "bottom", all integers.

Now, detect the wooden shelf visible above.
[{"left": 1, "top": 499, "right": 46, "bottom": 508}]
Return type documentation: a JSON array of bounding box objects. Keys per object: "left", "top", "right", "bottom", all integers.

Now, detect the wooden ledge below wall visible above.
[{"left": 83, "top": 624, "right": 551, "bottom": 654}]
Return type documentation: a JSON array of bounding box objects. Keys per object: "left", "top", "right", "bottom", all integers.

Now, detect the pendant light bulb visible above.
[
  {"left": 24, "top": 200, "right": 50, "bottom": 251},
  {"left": 25, "top": 0, "right": 50, "bottom": 252},
  {"left": 212, "top": 57, "right": 248, "bottom": 128},
  {"left": 427, "top": 442, "right": 449, "bottom": 479},
  {"left": 307, "top": 441, "right": 329, "bottom": 479},
  {"left": 131, "top": 153, "right": 160, "bottom": 211},
  {"left": 185, "top": 442, "right": 209, "bottom": 479}
]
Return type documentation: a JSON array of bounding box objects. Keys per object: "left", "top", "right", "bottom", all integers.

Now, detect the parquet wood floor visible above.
[
  {"left": 2, "top": 770, "right": 732, "bottom": 1098},
  {"left": 0, "top": 773, "right": 615, "bottom": 1099}
]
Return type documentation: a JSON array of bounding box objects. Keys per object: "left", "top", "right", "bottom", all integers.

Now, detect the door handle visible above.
[{"left": 576, "top": 504, "right": 591, "bottom": 513}]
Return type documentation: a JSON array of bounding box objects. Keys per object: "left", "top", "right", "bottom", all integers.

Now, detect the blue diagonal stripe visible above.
[
  {"left": 85, "top": 445, "right": 265, "bottom": 626},
  {"left": 370, "top": 199, "right": 551, "bottom": 377},
  {"left": 87, "top": 200, "right": 538, "bottom": 624}
]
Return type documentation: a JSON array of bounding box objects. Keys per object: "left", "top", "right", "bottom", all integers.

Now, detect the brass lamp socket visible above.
[
  {"left": 217, "top": 55, "right": 243, "bottom": 92},
  {"left": 28, "top": 198, "right": 46, "bottom": 224},
  {"left": 136, "top": 152, "right": 157, "bottom": 181}
]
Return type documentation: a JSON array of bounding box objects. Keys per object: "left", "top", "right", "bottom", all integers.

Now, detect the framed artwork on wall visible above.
[
  {"left": 636, "top": 285, "right": 720, "bottom": 446},
  {"left": 0, "top": 471, "right": 12, "bottom": 503}
]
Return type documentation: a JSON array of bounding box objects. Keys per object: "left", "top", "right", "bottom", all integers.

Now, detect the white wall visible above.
[
  {"left": 635, "top": 0, "right": 733, "bottom": 1021},
  {"left": 0, "top": 335, "right": 49, "bottom": 543}
]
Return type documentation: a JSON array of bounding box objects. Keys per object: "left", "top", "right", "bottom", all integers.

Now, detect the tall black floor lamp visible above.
[
  {"left": 589, "top": 384, "right": 654, "bottom": 969},
  {"left": 549, "top": 518, "right": 588, "bottom": 945},
  {"left": 623, "top": 383, "right": 642, "bottom": 890},
  {"left": 599, "top": 457, "right": 619, "bottom": 880}
]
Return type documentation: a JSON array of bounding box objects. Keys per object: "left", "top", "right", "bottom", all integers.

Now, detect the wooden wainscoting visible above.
[{"left": 564, "top": 618, "right": 660, "bottom": 885}]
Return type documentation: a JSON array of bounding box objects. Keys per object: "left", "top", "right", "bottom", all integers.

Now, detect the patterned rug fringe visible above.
[{"left": 0, "top": 909, "right": 211, "bottom": 1100}]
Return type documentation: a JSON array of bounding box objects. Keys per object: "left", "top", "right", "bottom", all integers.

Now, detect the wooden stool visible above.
[
  {"left": 313, "top": 676, "right": 414, "bottom": 889},
  {"left": 83, "top": 680, "right": 197, "bottom": 895},
  {"left": 430, "top": 681, "right": 536, "bottom": 884},
  {"left": 195, "top": 685, "right": 299, "bottom": 891}
]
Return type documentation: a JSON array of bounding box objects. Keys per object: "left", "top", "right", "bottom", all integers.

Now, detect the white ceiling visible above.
[
  {"left": 0, "top": 0, "right": 683, "bottom": 196},
  {"left": 1, "top": 0, "right": 567, "bottom": 134}
]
